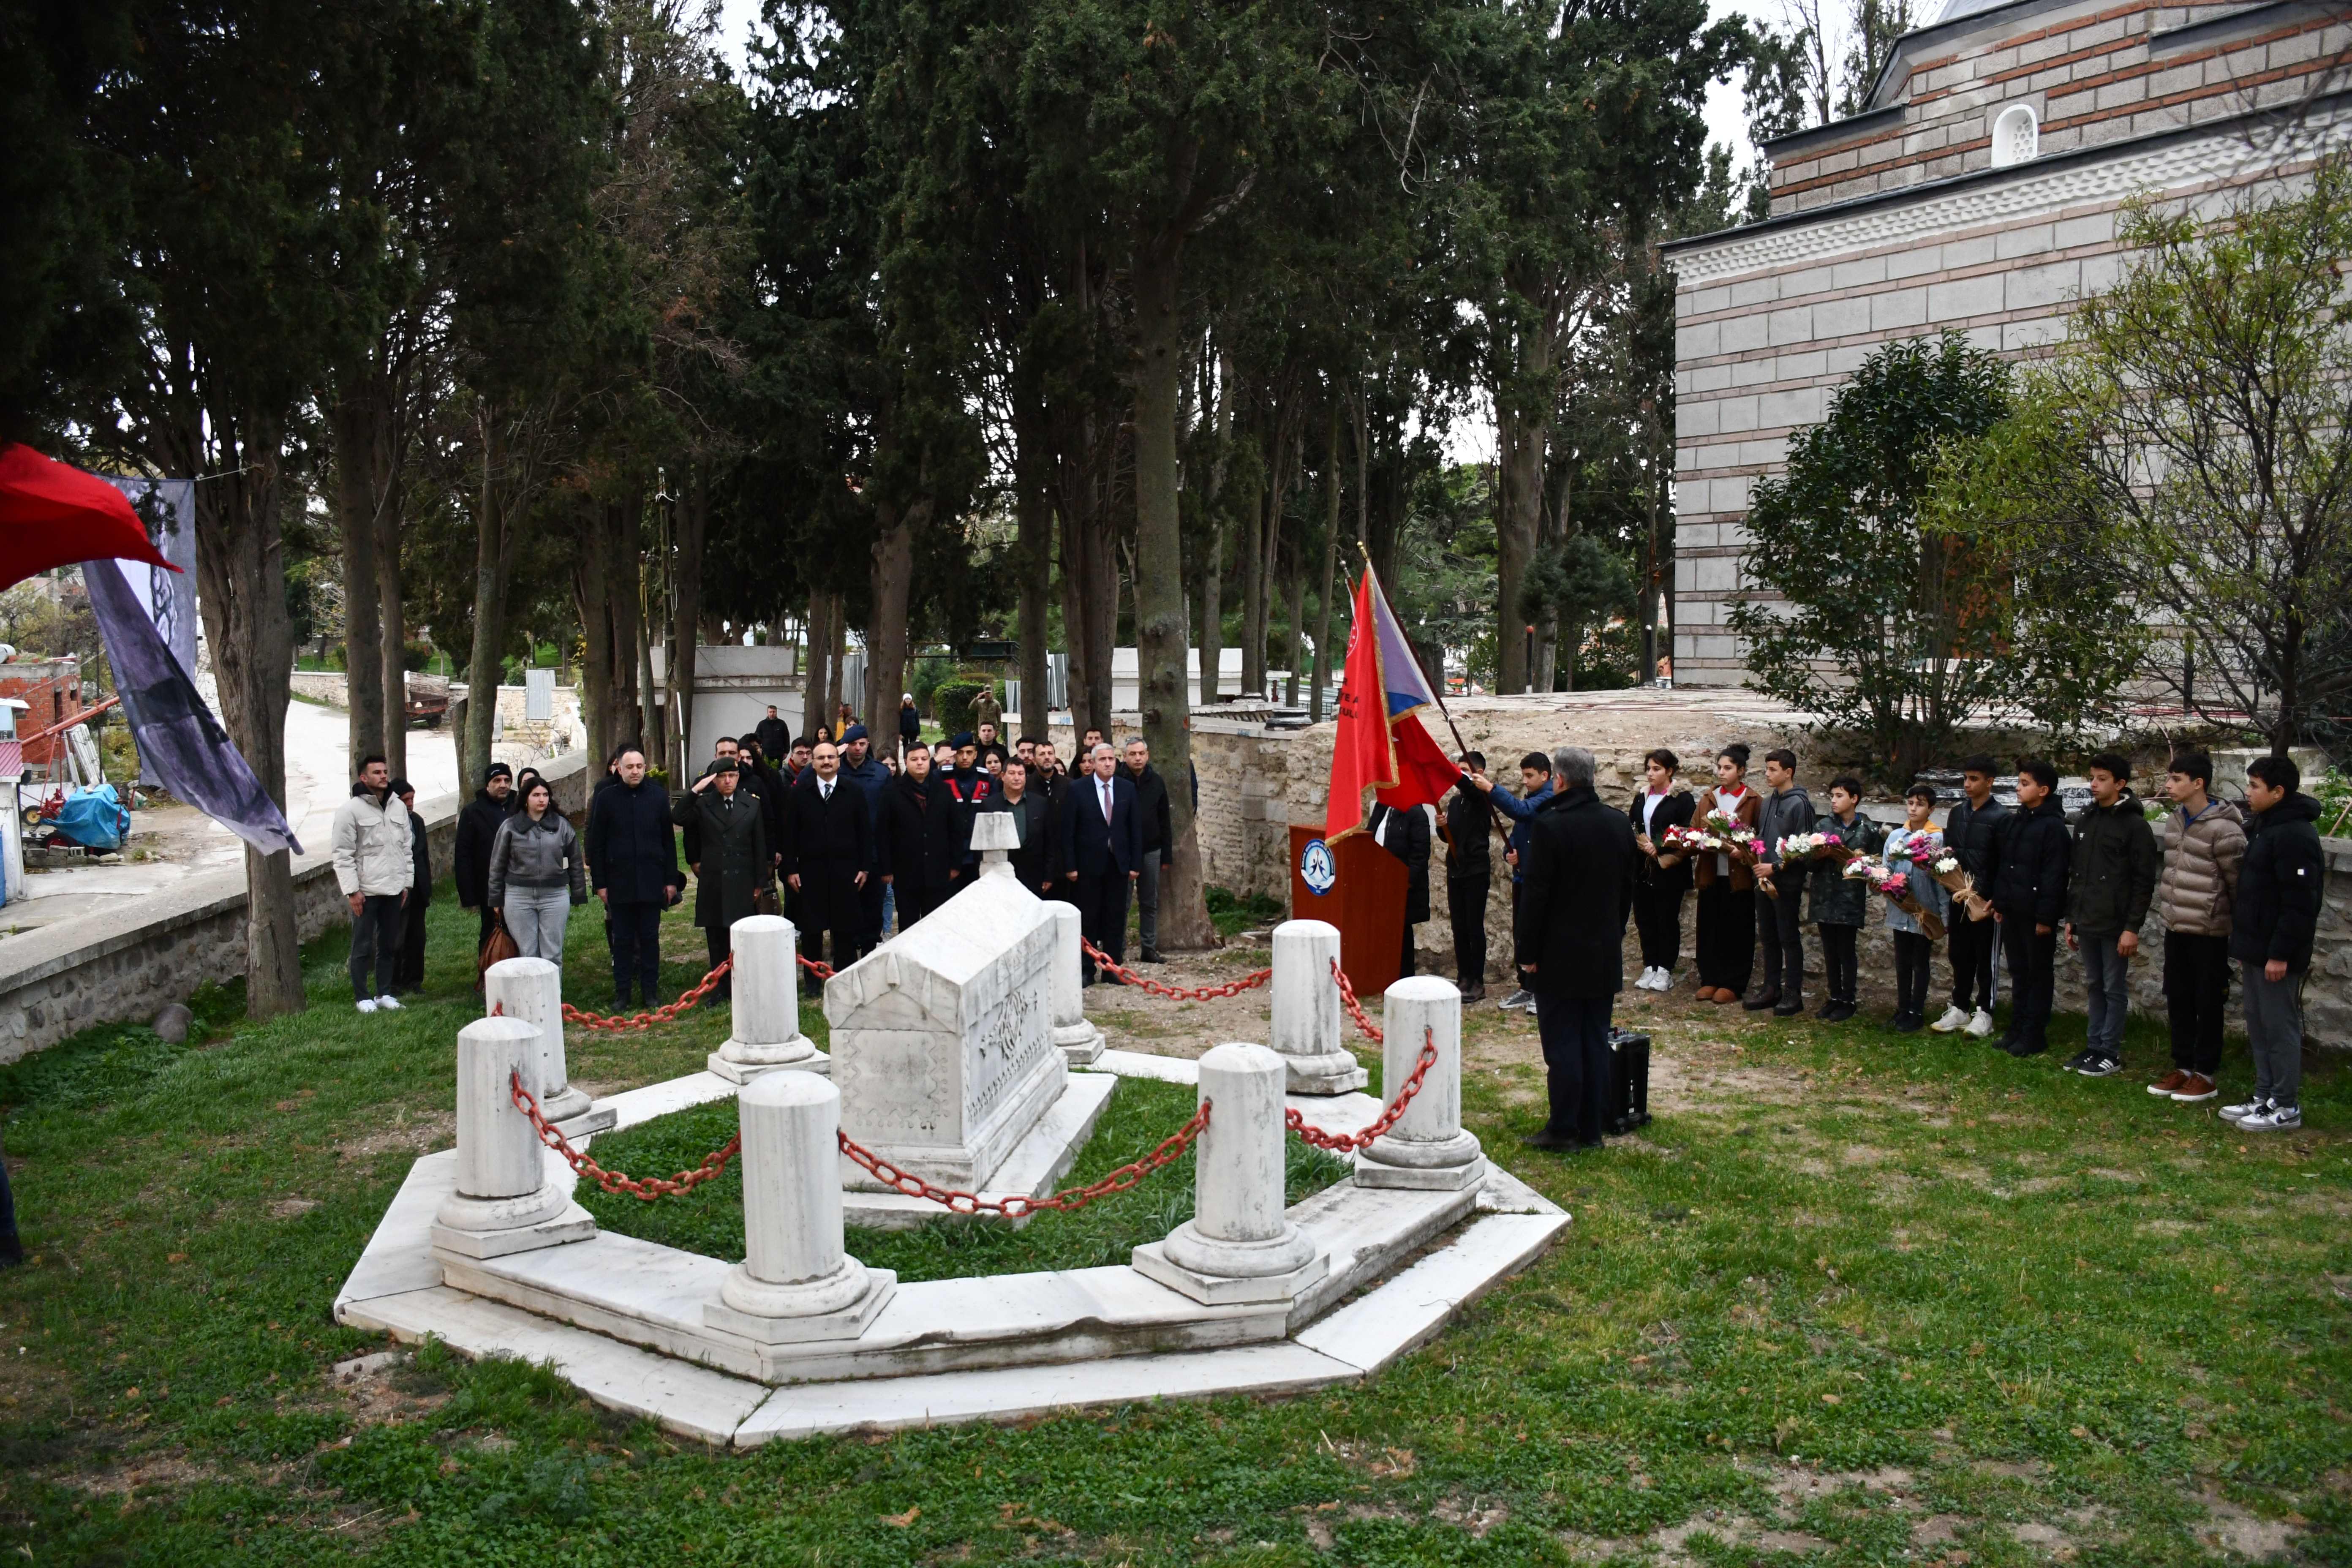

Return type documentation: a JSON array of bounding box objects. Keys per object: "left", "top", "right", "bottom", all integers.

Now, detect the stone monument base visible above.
[
  {"left": 1053, "top": 1020, "right": 1105, "bottom": 1066},
  {"left": 1132, "top": 1236, "right": 1330, "bottom": 1305},
  {"left": 839, "top": 1071, "right": 1117, "bottom": 1230},
  {"left": 1282, "top": 1052, "right": 1369, "bottom": 1095},
  {"left": 703, "top": 1270, "right": 899, "bottom": 1345},
  {"left": 706, "top": 1048, "right": 832, "bottom": 1085},
  {"left": 553, "top": 1105, "right": 618, "bottom": 1139},
  {"left": 430, "top": 1202, "right": 597, "bottom": 1260}
]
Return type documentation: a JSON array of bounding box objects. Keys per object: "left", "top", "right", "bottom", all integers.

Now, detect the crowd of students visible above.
[{"left": 1439, "top": 744, "right": 2326, "bottom": 1133}]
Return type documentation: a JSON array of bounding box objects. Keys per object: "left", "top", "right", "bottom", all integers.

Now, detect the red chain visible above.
[
  {"left": 796, "top": 952, "right": 836, "bottom": 981},
  {"left": 559, "top": 957, "right": 734, "bottom": 1032},
  {"left": 1331, "top": 958, "right": 1384, "bottom": 1044},
  {"left": 1287, "top": 1029, "right": 1439, "bottom": 1152},
  {"left": 1078, "top": 939, "right": 1273, "bottom": 1000},
  {"left": 511, "top": 1070, "right": 740, "bottom": 1200},
  {"left": 836, "top": 1102, "right": 1210, "bottom": 1220}
]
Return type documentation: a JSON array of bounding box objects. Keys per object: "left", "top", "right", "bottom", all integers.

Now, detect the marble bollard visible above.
[
  {"left": 1269, "top": 920, "right": 1368, "bottom": 1095},
  {"left": 1132, "top": 1043, "right": 1328, "bottom": 1304},
  {"left": 969, "top": 810, "right": 1020, "bottom": 877},
  {"left": 1049, "top": 901, "right": 1106, "bottom": 1065},
  {"left": 484, "top": 956, "right": 608, "bottom": 1136},
  {"left": 704, "top": 1071, "right": 896, "bottom": 1344},
  {"left": 709, "top": 915, "right": 828, "bottom": 1084},
  {"left": 1353, "top": 976, "right": 1485, "bottom": 1190},
  {"left": 431, "top": 1015, "right": 596, "bottom": 1260}
]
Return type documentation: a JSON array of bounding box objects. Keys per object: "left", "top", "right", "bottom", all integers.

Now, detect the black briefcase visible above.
[{"left": 1606, "top": 1028, "right": 1652, "bottom": 1135}]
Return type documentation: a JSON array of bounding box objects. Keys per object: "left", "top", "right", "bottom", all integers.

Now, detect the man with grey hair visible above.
[
  {"left": 1060, "top": 740, "right": 1141, "bottom": 982},
  {"left": 1513, "top": 744, "right": 1636, "bottom": 1151}
]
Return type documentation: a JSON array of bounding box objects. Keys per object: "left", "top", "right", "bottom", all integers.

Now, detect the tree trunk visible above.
[
  {"left": 1130, "top": 235, "right": 1212, "bottom": 949},
  {"left": 1310, "top": 406, "right": 1341, "bottom": 723},
  {"left": 1283, "top": 537, "right": 1305, "bottom": 707},
  {"left": 1495, "top": 409, "right": 1546, "bottom": 696},
  {"left": 574, "top": 499, "right": 613, "bottom": 769},
  {"left": 1014, "top": 395, "right": 1054, "bottom": 737},
  {"left": 671, "top": 463, "right": 706, "bottom": 767},
  {"left": 328, "top": 391, "right": 386, "bottom": 771},
  {"left": 191, "top": 416, "right": 302, "bottom": 1018},
  {"left": 803, "top": 585, "right": 833, "bottom": 740},
  {"left": 635, "top": 567, "right": 661, "bottom": 770},
  {"left": 864, "top": 425, "right": 918, "bottom": 735},
  {"left": 377, "top": 485, "right": 407, "bottom": 780},
  {"left": 1239, "top": 467, "right": 1263, "bottom": 699},
  {"left": 462, "top": 409, "right": 506, "bottom": 794},
  {"left": 607, "top": 498, "right": 642, "bottom": 753}
]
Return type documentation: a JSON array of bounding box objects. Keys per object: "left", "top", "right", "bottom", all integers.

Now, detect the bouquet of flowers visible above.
[
  {"left": 1775, "top": 830, "right": 1858, "bottom": 867},
  {"left": 1849, "top": 858, "right": 1947, "bottom": 939},
  {"left": 1917, "top": 846, "right": 1993, "bottom": 920}
]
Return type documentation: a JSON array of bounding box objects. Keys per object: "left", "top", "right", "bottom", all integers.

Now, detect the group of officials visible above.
[{"left": 450, "top": 710, "right": 1181, "bottom": 1010}]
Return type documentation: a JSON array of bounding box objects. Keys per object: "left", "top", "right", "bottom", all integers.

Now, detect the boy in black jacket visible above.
[
  {"left": 1933, "top": 755, "right": 2009, "bottom": 1037},
  {"left": 1990, "top": 757, "right": 2071, "bottom": 1057},
  {"left": 2223, "top": 755, "right": 2325, "bottom": 1131}
]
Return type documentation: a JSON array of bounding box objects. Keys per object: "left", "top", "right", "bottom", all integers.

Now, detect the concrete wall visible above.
[{"left": 0, "top": 751, "right": 587, "bottom": 1062}]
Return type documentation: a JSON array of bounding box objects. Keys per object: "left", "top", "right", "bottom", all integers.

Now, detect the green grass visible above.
[
  {"left": 580, "top": 1079, "right": 1351, "bottom": 1282},
  {"left": 0, "top": 884, "right": 2345, "bottom": 1564}
]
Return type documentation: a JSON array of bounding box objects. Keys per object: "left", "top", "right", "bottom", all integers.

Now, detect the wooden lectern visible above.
[{"left": 1288, "top": 824, "right": 1408, "bottom": 997}]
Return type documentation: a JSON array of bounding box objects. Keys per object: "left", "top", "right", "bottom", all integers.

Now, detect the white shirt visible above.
[{"left": 1641, "top": 790, "right": 1668, "bottom": 834}]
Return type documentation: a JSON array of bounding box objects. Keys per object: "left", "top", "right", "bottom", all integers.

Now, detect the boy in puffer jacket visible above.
[{"left": 2149, "top": 751, "right": 2245, "bottom": 1105}]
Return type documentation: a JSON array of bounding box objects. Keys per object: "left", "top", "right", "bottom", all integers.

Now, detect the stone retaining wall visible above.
[{"left": 0, "top": 752, "right": 588, "bottom": 1062}]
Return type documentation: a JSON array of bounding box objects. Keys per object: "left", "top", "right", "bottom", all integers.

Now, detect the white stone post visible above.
[
  {"left": 1354, "top": 975, "right": 1485, "bottom": 1190},
  {"left": 1133, "top": 1042, "right": 1328, "bottom": 1303},
  {"left": 709, "top": 915, "right": 825, "bottom": 1083},
  {"left": 703, "top": 1070, "right": 896, "bottom": 1343},
  {"left": 484, "top": 956, "right": 607, "bottom": 1135},
  {"left": 1269, "top": 919, "right": 1367, "bottom": 1094},
  {"left": 1049, "top": 901, "right": 1105, "bottom": 1065},
  {"left": 431, "top": 1015, "right": 594, "bottom": 1259},
  {"left": 969, "top": 810, "right": 1019, "bottom": 878}
]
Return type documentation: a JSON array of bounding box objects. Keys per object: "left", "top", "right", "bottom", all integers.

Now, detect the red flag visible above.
[
  {"left": 0, "top": 444, "right": 177, "bottom": 590},
  {"left": 1325, "top": 565, "right": 1462, "bottom": 843}
]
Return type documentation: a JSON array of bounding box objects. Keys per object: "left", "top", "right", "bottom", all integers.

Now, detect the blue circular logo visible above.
[{"left": 1300, "top": 838, "right": 1336, "bottom": 896}]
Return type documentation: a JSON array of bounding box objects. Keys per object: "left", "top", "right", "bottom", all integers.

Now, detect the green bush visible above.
[{"left": 931, "top": 673, "right": 998, "bottom": 736}]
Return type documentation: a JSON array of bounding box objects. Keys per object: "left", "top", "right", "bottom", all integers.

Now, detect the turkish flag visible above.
[
  {"left": 0, "top": 444, "right": 178, "bottom": 590},
  {"left": 1324, "top": 565, "right": 1461, "bottom": 843}
]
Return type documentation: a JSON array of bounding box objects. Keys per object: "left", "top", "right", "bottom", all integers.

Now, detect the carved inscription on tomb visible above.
[{"left": 965, "top": 975, "right": 1048, "bottom": 1125}]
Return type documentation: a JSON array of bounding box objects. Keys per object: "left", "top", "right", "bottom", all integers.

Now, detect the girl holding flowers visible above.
[
  {"left": 1688, "top": 743, "right": 1762, "bottom": 1002},
  {"left": 1880, "top": 781, "right": 1953, "bottom": 1030}
]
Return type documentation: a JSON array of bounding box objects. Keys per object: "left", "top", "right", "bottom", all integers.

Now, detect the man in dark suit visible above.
[
  {"left": 1513, "top": 746, "right": 1637, "bottom": 1152},
  {"left": 1060, "top": 741, "right": 1141, "bottom": 983},
  {"left": 1367, "top": 800, "right": 1432, "bottom": 979},
  {"left": 756, "top": 704, "right": 792, "bottom": 762},
  {"left": 1442, "top": 754, "right": 1493, "bottom": 1000},
  {"left": 992, "top": 756, "right": 1056, "bottom": 893},
  {"left": 781, "top": 739, "right": 875, "bottom": 992},
  {"left": 878, "top": 744, "right": 962, "bottom": 931},
  {"left": 586, "top": 746, "right": 683, "bottom": 1008}
]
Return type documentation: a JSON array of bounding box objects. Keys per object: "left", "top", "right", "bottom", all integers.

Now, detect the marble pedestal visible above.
[
  {"left": 709, "top": 915, "right": 830, "bottom": 1083},
  {"left": 1048, "top": 903, "right": 1106, "bottom": 1065},
  {"left": 484, "top": 956, "right": 612, "bottom": 1137},
  {"left": 430, "top": 1015, "right": 597, "bottom": 1260},
  {"left": 1134, "top": 1044, "right": 1329, "bottom": 1304},
  {"left": 1353, "top": 977, "right": 1485, "bottom": 1192},
  {"left": 1269, "top": 920, "right": 1368, "bottom": 1094}
]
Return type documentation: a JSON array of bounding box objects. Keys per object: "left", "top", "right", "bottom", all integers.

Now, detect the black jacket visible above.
[
  {"left": 408, "top": 802, "right": 435, "bottom": 905},
  {"left": 1989, "top": 795, "right": 2071, "bottom": 926},
  {"left": 2230, "top": 792, "right": 2326, "bottom": 970},
  {"left": 1126, "top": 762, "right": 1172, "bottom": 862},
  {"left": 879, "top": 772, "right": 964, "bottom": 892},
  {"left": 2065, "top": 789, "right": 2158, "bottom": 936},
  {"left": 1630, "top": 789, "right": 1696, "bottom": 893},
  {"left": 781, "top": 776, "right": 874, "bottom": 879},
  {"left": 1945, "top": 792, "right": 2010, "bottom": 885},
  {"left": 1368, "top": 802, "right": 1432, "bottom": 924},
  {"left": 1443, "top": 786, "right": 1493, "bottom": 883},
  {"left": 674, "top": 786, "right": 770, "bottom": 931},
  {"left": 585, "top": 778, "right": 680, "bottom": 905},
  {"left": 756, "top": 716, "right": 792, "bottom": 760},
  {"left": 1512, "top": 784, "right": 1637, "bottom": 999},
  {"left": 1061, "top": 771, "right": 1142, "bottom": 878},
  {"left": 989, "top": 790, "right": 1057, "bottom": 890},
  {"left": 454, "top": 789, "right": 506, "bottom": 908}
]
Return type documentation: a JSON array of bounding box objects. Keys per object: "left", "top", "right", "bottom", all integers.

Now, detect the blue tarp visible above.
[{"left": 53, "top": 783, "right": 128, "bottom": 851}]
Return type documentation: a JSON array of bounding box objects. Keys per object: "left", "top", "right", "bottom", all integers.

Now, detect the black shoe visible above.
[
  {"left": 612, "top": 994, "right": 632, "bottom": 1012},
  {"left": 1141, "top": 947, "right": 1164, "bottom": 964},
  {"left": 1460, "top": 981, "right": 1487, "bottom": 1002},
  {"left": 2006, "top": 1035, "right": 2047, "bottom": 1057},
  {"left": 2078, "top": 1053, "right": 2123, "bottom": 1078},
  {"left": 1743, "top": 989, "right": 1781, "bottom": 1012},
  {"left": 1989, "top": 1031, "right": 2017, "bottom": 1053},
  {"left": 1522, "top": 1130, "right": 1590, "bottom": 1151},
  {"left": 1824, "top": 1002, "right": 1857, "bottom": 1023},
  {"left": 1772, "top": 999, "right": 1806, "bottom": 1018},
  {"left": 1892, "top": 1012, "right": 1925, "bottom": 1032}
]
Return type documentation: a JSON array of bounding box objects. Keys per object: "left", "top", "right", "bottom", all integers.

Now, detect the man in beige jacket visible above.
[
  {"left": 2148, "top": 751, "right": 2245, "bottom": 1104},
  {"left": 332, "top": 754, "right": 415, "bottom": 1015}
]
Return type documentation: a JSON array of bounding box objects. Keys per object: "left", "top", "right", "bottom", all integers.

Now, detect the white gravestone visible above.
[
  {"left": 1269, "top": 919, "right": 1368, "bottom": 1094},
  {"left": 483, "top": 956, "right": 610, "bottom": 1136},
  {"left": 708, "top": 915, "right": 827, "bottom": 1083},
  {"left": 1048, "top": 901, "right": 1106, "bottom": 1065},
  {"left": 1353, "top": 976, "right": 1484, "bottom": 1190},
  {"left": 431, "top": 1015, "right": 596, "bottom": 1260},
  {"left": 1132, "top": 1042, "right": 1328, "bottom": 1303},
  {"left": 825, "top": 867, "right": 1065, "bottom": 1192}
]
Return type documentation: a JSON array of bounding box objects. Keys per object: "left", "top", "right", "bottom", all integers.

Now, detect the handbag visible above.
[
  {"left": 754, "top": 882, "right": 779, "bottom": 917},
  {"left": 476, "top": 912, "right": 519, "bottom": 988}
]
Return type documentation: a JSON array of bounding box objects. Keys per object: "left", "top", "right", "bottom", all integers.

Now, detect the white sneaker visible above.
[
  {"left": 2220, "top": 1095, "right": 2267, "bottom": 1122},
  {"left": 2238, "top": 1103, "right": 2302, "bottom": 1132},
  {"left": 1638, "top": 967, "right": 1658, "bottom": 990},
  {"left": 1965, "top": 1009, "right": 1995, "bottom": 1038},
  {"left": 1652, "top": 968, "right": 1672, "bottom": 990},
  {"left": 355, "top": 998, "right": 378, "bottom": 1014},
  {"left": 1928, "top": 1005, "right": 1969, "bottom": 1034},
  {"left": 376, "top": 994, "right": 403, "bottom": 1011}
]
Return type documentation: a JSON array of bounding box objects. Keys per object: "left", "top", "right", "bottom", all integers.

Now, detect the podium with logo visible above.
[{"left": 1288, "top": 825, "right": 1408, "bottom": 998}]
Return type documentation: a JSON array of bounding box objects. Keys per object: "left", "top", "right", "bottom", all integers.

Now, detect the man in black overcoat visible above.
[
  {"left": 586, "top": 746, "right": 683, "bottom": 1008},
  {"left": 454, "top": 761, "right": 512, "bottom": 952},
  {"left": 674, "top": 759, "right": 769, "bottom": 1000},
  {"left": 1059, "top": 742, "right": 1141, "bottom": 983},
  {"left": 879, "top": 745, "right": 963, "bottom": 931},
  {"left": 1367, "top": 800, "right": 1432, "bottom": 979},
  {"left": 781, "top": 738, "right": 874, "bottom": 991},
  {"left": 1512, "top": 745, "right": 1637, "bottom": 1151}
]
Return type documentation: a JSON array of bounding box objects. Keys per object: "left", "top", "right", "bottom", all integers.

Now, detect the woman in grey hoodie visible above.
[{"left": 489, "top": 777, "right": 588, "bottom": 962}]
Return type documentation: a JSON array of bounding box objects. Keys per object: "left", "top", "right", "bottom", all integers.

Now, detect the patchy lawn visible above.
[{"left": 0, "top": 885, "right": 2344, "bottom": 1564}]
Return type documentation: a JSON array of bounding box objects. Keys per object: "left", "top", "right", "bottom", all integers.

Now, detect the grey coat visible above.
[
  {"left": 1806, "top": 811, "right": 1886, "bottom": 926},
  {"left": 487, "top": 812, "right": 588, "bottom": 906}
]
